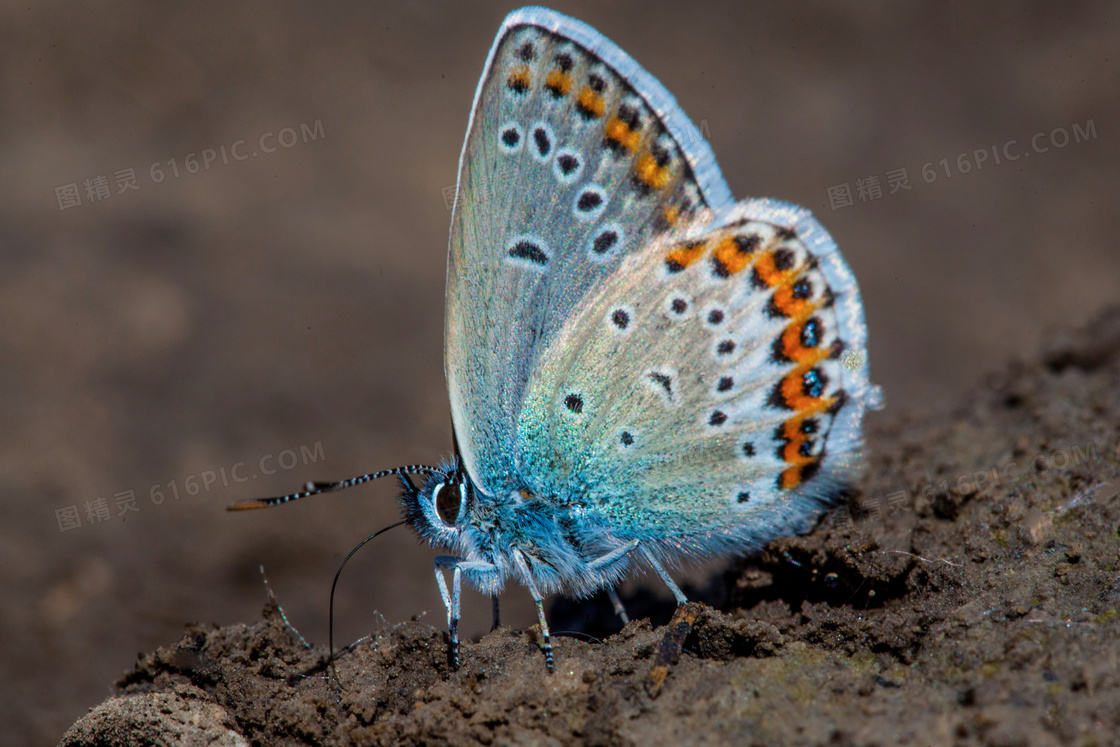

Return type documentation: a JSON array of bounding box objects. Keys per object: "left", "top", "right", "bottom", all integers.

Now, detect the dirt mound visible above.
[{"left": 62, "top": 307, "right": 1120, "bottom": 745}]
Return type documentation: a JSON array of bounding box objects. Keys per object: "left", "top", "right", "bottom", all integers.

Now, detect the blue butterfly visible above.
[{"left": 231, "top": 6, "right": 878, "bottom": 674}]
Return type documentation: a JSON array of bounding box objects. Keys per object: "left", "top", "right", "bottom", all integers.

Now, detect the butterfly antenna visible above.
[
  {"left": 227, "top": 466, "right": 438, "bottom": 688},
  {"left": 226, "top": 464, "right": 444, "bottom": 511},
  {"left": 327, "top": 518, "right": 408, "bottom": 689}
]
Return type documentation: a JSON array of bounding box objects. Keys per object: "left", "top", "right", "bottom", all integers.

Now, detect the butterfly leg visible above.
[
  {"left": 586, "top": 540, "right": 641, "bottom": 624},
  {"left": 640, "top": 545, "right": 688, "bottom": 604},
  {"left": 491, "top": 594, "right": 501, "bottom": 631},
  {"left": 587, "top": 539, "right": 640, "bottom": 570},
  {"left": 434, "top": 556, "right": 501, "bottom": 670},
  {"left": 433, "top": 556, "right": 463, "bottom": 669},
  {"left": 511, "top": 547, "right": 554, "bottom": 673},
  {"left": 606, "top": 587, "right": 630, "bottom": 625}
]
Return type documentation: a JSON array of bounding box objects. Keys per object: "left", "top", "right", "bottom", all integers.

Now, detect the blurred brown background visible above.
[{"left": 1, "top": 1, "right": 1117, "bottom": 743}]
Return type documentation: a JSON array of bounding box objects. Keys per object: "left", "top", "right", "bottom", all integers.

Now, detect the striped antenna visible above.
[{"left": 226, "top": 464, "right": 445, "bottom": 511}]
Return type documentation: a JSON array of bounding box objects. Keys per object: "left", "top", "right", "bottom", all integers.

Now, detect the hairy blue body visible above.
[{"left": 406, "top": 461, "right": 635, "bottom": 601}]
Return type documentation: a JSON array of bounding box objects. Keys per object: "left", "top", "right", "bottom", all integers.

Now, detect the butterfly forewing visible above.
[{"left": 446, "top": 10, "right": 734, "bottom": 498}]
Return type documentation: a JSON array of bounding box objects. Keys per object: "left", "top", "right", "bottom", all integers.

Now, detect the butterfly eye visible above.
[{"left": 433, "top": 482, "right": 464, "bottom": 526}]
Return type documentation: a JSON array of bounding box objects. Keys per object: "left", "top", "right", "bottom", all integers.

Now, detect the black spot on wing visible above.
[
  {"left": 516, "top": 42, "right": 536, "bottom": 62},
  {"left": 648, "top": 372, "right": 673, "bottom": 396},
  {"left": 592, "top": 230, "right": 618, "bottom": 255},
  {"left": 532, "top": 126, "right": 552, "bottom": 157},
  {"left": 509, "top": 241, "right": 548, "bottom": 266},
  {"left": 577, "top": 191, "right": 603, "bottom": 212},
  {"left": 557, "top": 153, "right": 579, "bottom": 175}
]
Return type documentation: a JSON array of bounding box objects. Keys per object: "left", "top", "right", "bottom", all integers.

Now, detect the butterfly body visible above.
[{"left": 407, "top": 463, "right": 634, "bottom": 600}]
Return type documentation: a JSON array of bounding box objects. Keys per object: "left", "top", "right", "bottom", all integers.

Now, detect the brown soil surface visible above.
[
  {"left": 61, "top": 307, "right": 1120, "bottom": 745},
  {"left": 4, "top": 3, "right": 1119, "bottom": 746}
]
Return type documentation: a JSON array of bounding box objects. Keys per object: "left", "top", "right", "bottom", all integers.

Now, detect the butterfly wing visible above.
[
  {"left": 446, "top": 8, "right": 734, "bottom": 499},
  {"left": 516, "top": 196, "right": 876, "bottom": 559}
]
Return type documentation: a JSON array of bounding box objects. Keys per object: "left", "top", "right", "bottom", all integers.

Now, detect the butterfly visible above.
[{"left": 230, "top": 6, "right": 879, "bottom": 675}]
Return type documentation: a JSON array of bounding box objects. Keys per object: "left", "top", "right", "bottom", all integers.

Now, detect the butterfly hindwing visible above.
[
  {"left": 516, "top": 198, "right": 874, "bottom": 558},
  {"left": 446, "top": 8, "right": 734, "bottom": 498}
]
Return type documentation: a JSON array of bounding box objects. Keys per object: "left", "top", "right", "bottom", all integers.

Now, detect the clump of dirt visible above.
[{"left": 61, "top": 307, "right": 1120, "bottom": 746}]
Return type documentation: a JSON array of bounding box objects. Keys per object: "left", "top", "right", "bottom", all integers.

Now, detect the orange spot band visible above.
[
  {"left": 666, "top": 240, "right": 707, "bottom": 270},
  {"left": 780, "top": 464, "right": 813, "bottom": 490},
  {"left": 778, "top": 361, "right": 834, "bottom": 414},
  {"left": 576, "top": 86, "right": 605, "bottom": 118},
  {"left": 770, "top": 284, "right": 814, "bottom": 319},
  {"left": 777, "top": 315, "right": 825, "bottom": 363},
  {"left": 545, "top": 69, "right": 571, "bottom": 96},
  {"left": 712, "top": 236, "right": 753, "bottom": 276},
  {"left": 508, "top": 65, "right": 532, "bottom": 92},
  {"left": 634, "top": 152, "right": 670, "bottom": 190},
  {"left": 604, "top": 117, "right": 641, "bottom": 152},
  {"left": 753, "top": 250, "right": 797, "bottom": 288}
]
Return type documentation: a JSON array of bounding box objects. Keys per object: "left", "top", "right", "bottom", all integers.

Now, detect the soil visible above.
[
  {"left": 60, "top": 307, "right": 1120, "bottom": 745},
  {"left": 4, "top": 3, "right": 1119, "bottom": 746}
]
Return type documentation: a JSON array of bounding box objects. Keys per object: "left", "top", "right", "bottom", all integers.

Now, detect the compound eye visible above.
[{"left": 433, "top": 482, "right": 462, "bottom": 526}]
